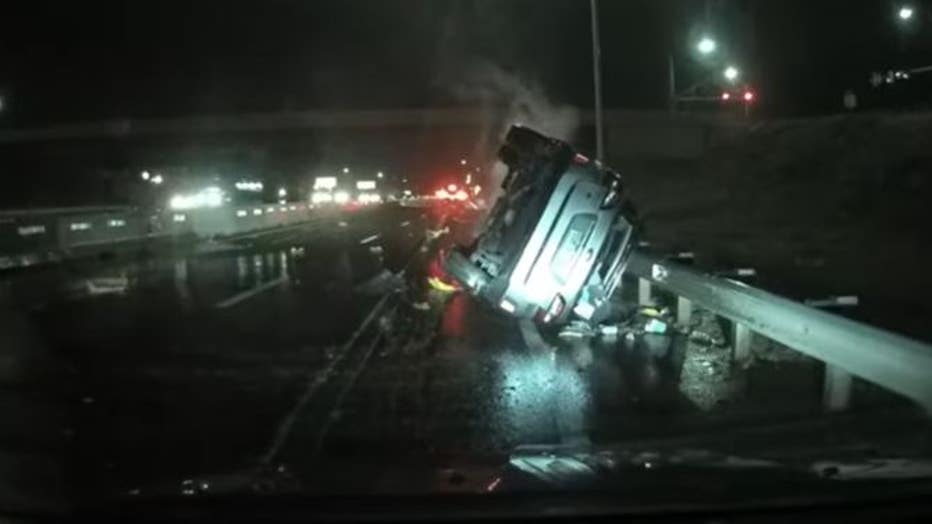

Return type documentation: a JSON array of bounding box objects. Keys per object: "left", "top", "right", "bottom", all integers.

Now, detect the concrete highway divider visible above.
[{"left": 0, "top": 202, "right": 317, "bottom": 271}]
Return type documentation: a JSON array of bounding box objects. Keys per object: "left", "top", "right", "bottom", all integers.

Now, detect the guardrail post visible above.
[
  {"left": 638, "top": 278, "right": 652, "bottom": 306},
  {"left": 732, "top": 322, "right": 752, "bottom": 365},
  {"left": 822, "top": 364, "right": 853, "bottom": 412},
  {"left": 676, "top": 296, "right": 692, "bottom": 326}
]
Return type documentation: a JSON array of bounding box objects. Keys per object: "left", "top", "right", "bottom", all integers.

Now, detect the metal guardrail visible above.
[{"left": 626, "top": 250, "right": 932, "bottom": 412}]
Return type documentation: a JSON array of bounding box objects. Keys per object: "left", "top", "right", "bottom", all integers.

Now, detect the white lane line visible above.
[
  {"left": 214, "top": 276, "right": 287, "bottom": 309},
  {"left": 259, "top": 292, "right": 393, "bottom": 465},
  {"left": 399, "top": 220, "right": 411, "bottom": 227},
  {"left": 359, "top": 234, "right": 380, "bottom": 245}
]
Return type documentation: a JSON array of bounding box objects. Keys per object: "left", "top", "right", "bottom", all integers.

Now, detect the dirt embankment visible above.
[{"left": 622, "top": 113, "right": 932, "bottom": 341}]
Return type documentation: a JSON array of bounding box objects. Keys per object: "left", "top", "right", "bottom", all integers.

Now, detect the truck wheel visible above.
[{"left": 443, "top": 249, "right": 489, "bottom": 292}]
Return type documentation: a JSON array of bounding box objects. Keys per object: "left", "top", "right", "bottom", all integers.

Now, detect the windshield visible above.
[{"left": 2, "top": 0, "right": 932, "bottom": 519}]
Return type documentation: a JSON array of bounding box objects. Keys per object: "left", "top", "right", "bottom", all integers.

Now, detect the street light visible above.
[
  {"left": 141, "top": 171, "right": 151, "bottom": 181},
  {"left": 342, "top": 167, "right": 350, "bottom": 174},
  {"left": 899, "top": 5, "right": 915, "bottom": 21},
  {"left": 377, "top": 171, "right": 384, "bottom": 179},
  {"left": 697, "top": 36, "right": 717, "bottom": 55},
  {"left": 278, "top": 187, "right": 287, "bottom": 198},
  {"left": 724, "top": 66, "right": 740, "bottom": 82},
  {"left": 151, "top": 174, "right": 164, "bottom": 185}
]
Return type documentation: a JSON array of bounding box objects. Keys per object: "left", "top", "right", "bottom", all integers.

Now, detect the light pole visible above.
[{"left": 590, "top": 0, "right": 604, "bottom": 160}]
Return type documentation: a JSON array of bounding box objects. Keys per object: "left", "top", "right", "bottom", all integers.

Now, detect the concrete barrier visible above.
[{"left": 0, "top": 202, "right": 315, "bottom": 271}]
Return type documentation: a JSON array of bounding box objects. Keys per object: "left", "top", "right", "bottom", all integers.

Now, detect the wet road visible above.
[{"left": 0, "top": 204, "right": 922, "bottom": 508}]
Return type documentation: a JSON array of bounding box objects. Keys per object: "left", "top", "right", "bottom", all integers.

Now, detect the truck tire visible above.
[{"left": 443, "top": 249, "right": 490, "bottom": 293}]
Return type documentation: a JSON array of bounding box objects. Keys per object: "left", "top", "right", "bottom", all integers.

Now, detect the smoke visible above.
[
  {"left": 452, "top": 60, "right": 580, "bottom": 143},
  {"left": 446, "top": 60, "right": 580, "bottom": 206}
]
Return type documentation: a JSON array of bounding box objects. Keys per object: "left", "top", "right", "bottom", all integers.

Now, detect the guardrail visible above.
[{"left": 626, "top": 250, "right": 932, "bottom": 413}]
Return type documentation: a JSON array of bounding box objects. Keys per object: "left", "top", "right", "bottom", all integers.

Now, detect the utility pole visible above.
[{"left": 590, "top": 0, "right": 604, "bottom": 161}]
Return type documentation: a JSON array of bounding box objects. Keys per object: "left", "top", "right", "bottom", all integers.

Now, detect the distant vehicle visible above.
[{"left": 443, "top": 125, "right": 636, "bottom": 325}]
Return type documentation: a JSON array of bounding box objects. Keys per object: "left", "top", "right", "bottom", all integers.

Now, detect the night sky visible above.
[{"left": 3, "top": 0, "right": 931, "bottom": 128}]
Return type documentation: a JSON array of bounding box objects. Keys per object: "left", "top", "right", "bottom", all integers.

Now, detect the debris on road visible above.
[{"left": 644, "top": 318, "right": 668, "bottom": 335}]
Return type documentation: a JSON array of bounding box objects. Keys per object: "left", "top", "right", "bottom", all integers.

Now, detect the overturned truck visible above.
[{"left": 443, "top": 125, "right": 637, "bottom": 326}]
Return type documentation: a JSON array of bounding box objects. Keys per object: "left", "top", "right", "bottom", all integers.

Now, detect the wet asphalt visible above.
[{"left": 0, "top": 204, "right": 923, "bottom": 509}]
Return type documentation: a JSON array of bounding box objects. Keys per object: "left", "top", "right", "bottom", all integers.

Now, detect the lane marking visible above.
[
  {"left": 214, "top": 276, "right": 287, "bottom": 309},
  {"left": 259, "top": 292, "right": 393, "bottom": 466},
  {"left": 311, "top": 324, "right": 385, "bottom": 456},
  {"left": 359, "top": 234, "right": 380, "bottom": 245}
]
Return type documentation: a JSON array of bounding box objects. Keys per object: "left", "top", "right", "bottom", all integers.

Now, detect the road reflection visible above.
[{"left": 491, "top": 350, "right": 592, "bottom": 446}]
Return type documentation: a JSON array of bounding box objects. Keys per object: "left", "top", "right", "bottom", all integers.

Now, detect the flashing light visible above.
[
  {"left": 235, "top": 181, "right": 263, "bottom": 192},
  {"left": 357, "top": 192, "right": 383, "bottom": 204},
  {"left": 314, "top": 177, "right": 337, "bottom": 190},
  {"left": 311, "top": 192, "right": 333, "bottom": 204},
  {"left": 169, "top": 187, "right": 224, "bottom": 210}
]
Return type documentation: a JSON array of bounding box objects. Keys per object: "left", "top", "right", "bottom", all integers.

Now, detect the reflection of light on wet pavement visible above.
[
  {"left": 174, "top": 259, "right": 190, "bottom": 305},
  {"left": 237, "top": 256, "right": 248, "bottom": 288},
  {"left": 280, "top": 251, "right": 289, "bottom": 281},
  {"left": 440, "top": 292, "right": 467, "bottom": 338},
  {"left": 491, "top": 352, "right": 592, "bottom": 446},
  {"left": 253, "top": 254, "right": 264, "bottom": 282},
  {"left": 214, "top": 250, "right": 291, "bottom": 309}
]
